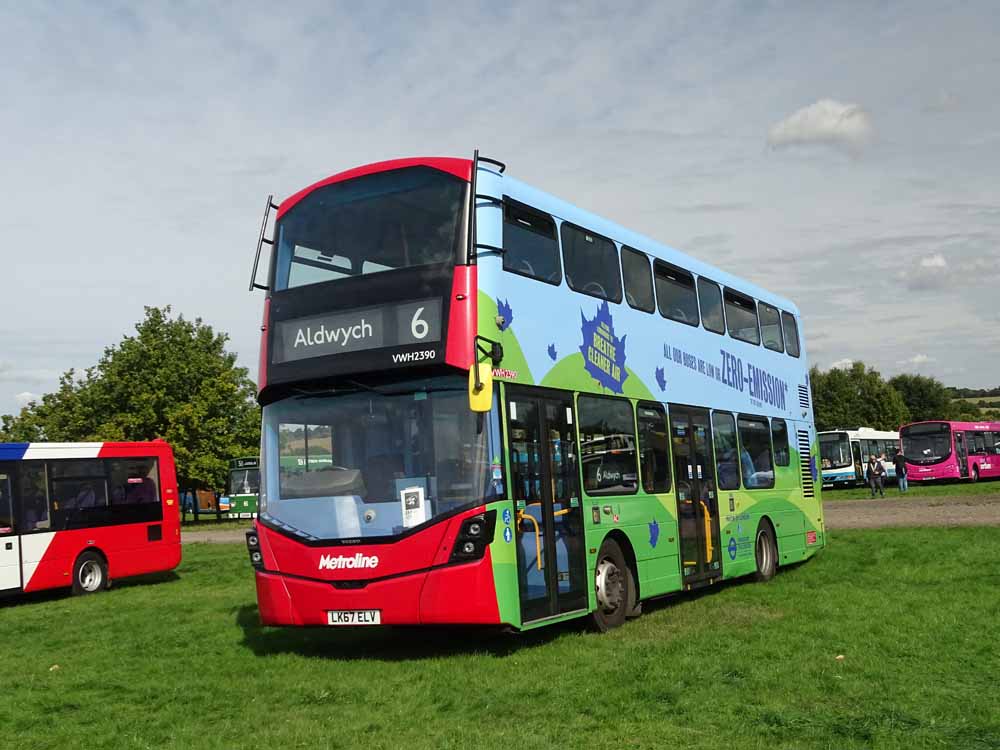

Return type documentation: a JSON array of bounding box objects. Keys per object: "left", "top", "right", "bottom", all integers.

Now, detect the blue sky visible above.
[{"left": 2, "top": 1, "right": 999, "bottom": 416}]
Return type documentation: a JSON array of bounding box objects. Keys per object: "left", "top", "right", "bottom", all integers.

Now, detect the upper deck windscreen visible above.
[{"left": 273, "top": 167, "right": 466, "bottom": 291}]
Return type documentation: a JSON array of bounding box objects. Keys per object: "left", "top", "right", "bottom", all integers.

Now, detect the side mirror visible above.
[{"left": 468, "top": 362, "right": 493, "bottom": 412}]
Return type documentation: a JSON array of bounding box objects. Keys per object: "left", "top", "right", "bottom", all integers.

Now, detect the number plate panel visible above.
[{"left": 327, "top": 609, "right": 382, "bottom": 626}]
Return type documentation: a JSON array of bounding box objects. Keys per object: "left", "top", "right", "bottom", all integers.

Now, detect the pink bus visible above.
[{"left": 900, "top": 421, "right": 1000, "bottom": 483}]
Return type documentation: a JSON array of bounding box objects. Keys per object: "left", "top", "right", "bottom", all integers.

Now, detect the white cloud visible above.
[
  {"left": 829, "top": 358, "right": 854, "bottom": 370},
  {"left": 919, "top": 254, "right": 947, "bottom": 268},
  {"left": 14, "top": 391, "right": 38, "bottom": 407},
  {"left": 767, "top": 99, "right": 873, "bottom": 153},
  {"left": 897, "top": 354, "right": 935, "bottom": 366}
]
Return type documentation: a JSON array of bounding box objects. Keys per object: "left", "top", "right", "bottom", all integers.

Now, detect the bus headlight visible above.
[
  {"left": 246, "top": 530, "right": 264, "bottom": 570},
  {"left": 450, "top": 511, "right": 497, "bottom": 562}
]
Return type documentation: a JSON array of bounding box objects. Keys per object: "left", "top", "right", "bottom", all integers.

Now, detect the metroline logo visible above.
[{"left": 318, "top": 553, "right": 380, "bottom": 571}]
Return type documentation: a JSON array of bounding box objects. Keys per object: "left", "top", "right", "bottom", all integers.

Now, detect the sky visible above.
[{"left": 2, "top": 1, "right": 999, "bottom": 417}]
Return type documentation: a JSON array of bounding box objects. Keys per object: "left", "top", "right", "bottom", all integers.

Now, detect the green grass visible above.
[
  {"left": 823, "top": 477, "right": 1000, "bottom": 501},
  {"left": 3, "top": 530, "right": 998, "bottom": 749},
  {"left": 181, "top": 515, "right": 253, "bottom": 532},
  {"left": 956, "top": 396, "right": 1000, "bottom": 405}
]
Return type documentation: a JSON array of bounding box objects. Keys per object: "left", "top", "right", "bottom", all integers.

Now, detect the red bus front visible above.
[{"left": 249, "top": 158, "right": 512, "bottom": 627}]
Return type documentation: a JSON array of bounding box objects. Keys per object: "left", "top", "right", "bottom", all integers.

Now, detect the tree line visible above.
[
  {"left": 810, "top": 362, "right": 999, "bottom": 433},
  {"left": 2, "top": 306, "right": 995, "bottom": 487}
]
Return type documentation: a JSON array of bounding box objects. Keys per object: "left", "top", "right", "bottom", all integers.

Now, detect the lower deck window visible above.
[{"left": 738, "top": 416, "right": 774, "bottom": 488}]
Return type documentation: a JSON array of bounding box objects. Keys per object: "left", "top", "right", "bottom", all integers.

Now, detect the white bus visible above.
[{"left": 819, "top": 428, "right": 900, "bottom": 488}]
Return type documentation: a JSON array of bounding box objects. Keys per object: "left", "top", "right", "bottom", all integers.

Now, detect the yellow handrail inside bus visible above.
[
  {"left": 517, "top": 510, "right": 542, "bottom": 570},
  {"left": 700, "top": 500, "right": 714, "bottom": 562}
]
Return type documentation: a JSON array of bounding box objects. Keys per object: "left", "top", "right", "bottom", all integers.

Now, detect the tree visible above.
[
  {"left": 1, "top": 306, "right": 259, "bottom": 489},
  {"left": 810, "top": 362, "right": 910, "bottom": 432},
  {"left": 888, "top": 373, "right": 954, "bottom": 423}
]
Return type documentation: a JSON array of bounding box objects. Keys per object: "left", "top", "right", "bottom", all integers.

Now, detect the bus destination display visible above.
[{"left": 272, "top": 298, "right": 442, "bottom": 364}]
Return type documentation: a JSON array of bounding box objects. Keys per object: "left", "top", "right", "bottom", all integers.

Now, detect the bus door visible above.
[
  {"left": 851, "top": 441, "right": 864, "bottom": 482},
  {"left": 955, "top": 432, "right": 969, "bottom": 477},
  {"left": 0, "top": 463, "right": 20, "bottom": 592},
  {"left": 669, "top": 407, "right": 722, "bottom": 585},
  {"left": 506, "top": 389, "right": 588, "bottom": 623}
]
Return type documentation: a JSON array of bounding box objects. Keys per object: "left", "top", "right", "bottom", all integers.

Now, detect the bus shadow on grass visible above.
[
  {"left": 234, "top": 604, "right": 581, "bottom": 660},
  {"left": 0, "top": 570, "right": 180, "bottom": 609}
]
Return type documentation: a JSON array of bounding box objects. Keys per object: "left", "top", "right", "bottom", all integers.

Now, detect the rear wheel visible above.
[
  {"left": 753, "top": 522, "right": 778, "bottom": 582},
  {"left": 72, "top": 551, "right": 107, "bottom": 595},
  {"left": 972, "top": 466, "right": 980, "bottom": 483},
  {"left": 590, "top": 538, "right": 630, "bottom": 632}
]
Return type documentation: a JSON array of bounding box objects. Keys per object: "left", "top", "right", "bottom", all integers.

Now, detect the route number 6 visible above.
[{"left": 410, "top": 307, "right": 429, "bottom": 339}]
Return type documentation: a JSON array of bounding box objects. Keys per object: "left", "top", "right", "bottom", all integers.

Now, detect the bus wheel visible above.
[
  {"left": 972, "top": 466, "right": 979, "bottom": 483},
  {"left": 753, "top": 522, "right": 778, "bottom": 583},
  {"left": 72, "top": 551, "right": 107, "bottom": 595},
  {"left": 590, "top": 538, "right": 630, "bottom": 632}
]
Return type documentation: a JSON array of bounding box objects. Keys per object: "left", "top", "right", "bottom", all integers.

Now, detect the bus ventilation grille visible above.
[
  {"left": 798, "top": 385, "right": 811, "bottom": 410},
  {"left": 797, "top": 430, "right": 815, "bottom": 498}
]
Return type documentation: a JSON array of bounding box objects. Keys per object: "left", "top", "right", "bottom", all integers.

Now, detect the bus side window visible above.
[
  {"left": 0, "top": 471, "right": 13, "bottom": 533},
  {"left": 781, "top": 311, "right": 800, "bottom": 358},
  {"left": 621, "top": 246, "right": 655, "bottom": 313},
  {"left": 18, "top": 462, "right": 51, "bottom": 531},
  {"left": 578, "top": 396, "right": 638, "bottom": 496},
  {"left": 972, "top": 433, "right": 985, "bottom": 454},
  {"left": 711, "top": 412, "right": 740, "bottom": 490},
  {"left": 636, "top": 402, "right": 670, "bottom": 492},
  {"left": 760, "top": 303, "right": 784, "bottom": 353},
  {"left": 772, "top": 419, "right": 790, "bottom": 466},
  {"left": 560, "top": 224, "right": 623, "bottom": 303},
  {"left": 502, "top": 200, "right": 562, "bottom": 286},
  {"left": 724, "top": 289, "right": 760, "bottom": 345},
  {"left": 654, "top": 261, "right": 699, "bottom": 327},
  {"left": 697, "top": 277, "right": 725, "bottom": 335},
  {"left": 737, "top": 415, "right": 774, "bottom": 489}
]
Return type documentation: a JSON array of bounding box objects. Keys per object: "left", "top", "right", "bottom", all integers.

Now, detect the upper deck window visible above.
[
  {"left": 759, "top": 303, "right": 784, "bottom": 352},
  {"left": 502, "top": 200, "right": 562, "bottom": 285},
  {"left": 725, "top": 289, "right": 760, "bottom": 345},
  {"left": 654, "top": 261, "right": 699, "bottom": 327},
  {"left": 697, "top": 277, "right": 725, "bottom": 334},
  {"left": 561, "top": 224, "right": 623, "bottom": 303},
  {"left": 273, "top": 167, "right": 466, "bottom": 291},
  {"left": 621, "top": 246, "right": 655, "bottom": 312},
  {"left": 781, "top": 311, "right": 800, "bottom": 357}
]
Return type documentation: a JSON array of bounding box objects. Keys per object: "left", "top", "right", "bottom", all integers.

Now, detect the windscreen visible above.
[
  {"left": 901, "top": 423, "right": 952, "bottom": 465},
  {"left": 228, "top": 469, "right": 260, "bottom": 496},
  {"left": 273, "top": 167, "right": 466, "bottom": 290},
  {"left": 819, "top": 432, "right": 852, "bottom": 469},
  {"left": 259, "top": 376, "right": 493, "bottom": 541}
]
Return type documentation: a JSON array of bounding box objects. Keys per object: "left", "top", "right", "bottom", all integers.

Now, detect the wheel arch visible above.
[
  {"left": 75, "top": 546, "right": 110, "bottom": 577},
  {"left": 756, "top": 514, "right": 779, "bottom": 564},
  {"left": 602, "top": 529, "right": 639, "bottom": 600}
]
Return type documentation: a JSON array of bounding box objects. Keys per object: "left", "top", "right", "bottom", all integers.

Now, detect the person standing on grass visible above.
[
  {"left": 866, "top": 454, "right": 886, "bottom": 498},
  {"left": 893, "top": 449, "right": 908, "bottom": 493}
]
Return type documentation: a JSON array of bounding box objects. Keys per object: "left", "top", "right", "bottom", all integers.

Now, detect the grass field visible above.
[
  {"left": 3, "top": 530, "right": 998, "bottom": 749},
  {"left": 181, "top": 515, "right": 253, "bottom": 532},
  {"left": 822, "top": 476, "right": 1000, "bottom": 501},
  {"left": 955, "top": 396, "right": 1000, "bottom": 406}
]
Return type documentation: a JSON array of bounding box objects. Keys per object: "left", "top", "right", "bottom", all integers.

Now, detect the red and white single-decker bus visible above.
[{"left": 0, "top": 441, "right": 182, "bottom": 596}]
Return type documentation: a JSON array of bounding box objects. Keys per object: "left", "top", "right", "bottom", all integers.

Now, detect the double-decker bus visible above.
[
  {"left": 901, "top": 420, "right": 1000, "bottom": 483},
  {"left": 221, "top": 457, "right": 260, "bottom": 517},
  {"left": 245, "top": 154, "right": 824, "bottom": 631},
  {"left": 819, "top": 427, "right": 900, "bottom": 487},
  {"left": 0, "top": 441, "right": 181, "bottom": 596}
]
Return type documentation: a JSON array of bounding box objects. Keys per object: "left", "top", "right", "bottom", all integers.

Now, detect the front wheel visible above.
[
  {"left": 972, "top": 466, "right": 979, "bottom": 483},
  {"left": 72, "top": 551, "right": 108, "bottom": 595},
  {"left": 753, "top": 522, "right": 778, "bottom": 582},
  {"left": 590, "top": 538, "right": 631, "bottom": 632}
]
